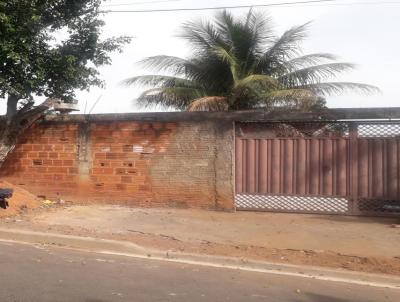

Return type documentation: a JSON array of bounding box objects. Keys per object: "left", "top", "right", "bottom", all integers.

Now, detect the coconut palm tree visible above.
[{"left": 123, "top": 10, "right": 378, "bottom": 111}]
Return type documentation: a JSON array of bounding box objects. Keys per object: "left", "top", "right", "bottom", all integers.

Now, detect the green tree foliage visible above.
[
  {"left": 0, "top": 0, "right": 131, "bottom": 164},
  {"left": 124, "top": 10, "right": 378, "bottom": 111}
]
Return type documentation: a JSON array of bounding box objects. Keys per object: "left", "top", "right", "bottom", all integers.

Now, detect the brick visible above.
[
  {"left": 0, "top": 119, "right": 234, "bottom": 210},
  {"left": 94, "top": 153, "right": 106, "bottom": 160},
  {"left": 139, "top": 185, "right": 150, "bottom": 191},
  {"left": 64, "top": 145, "right": 76, "bottom": 152},
  {"left": 94, "top": 161, "right": 110, "bottom": 167},
  {"left": 65, "top": 175, "right": 77, "bottom": 181},
  {"left": 122, "top": 145, "right": 133, "bottom": 152},
  {"left": 32, "top": 159, "right": 43, "bottom": 166},
  {"left": 59, "top": 137, "right": 71, "bottom": 143},
  {"left": 33, "top": 145, "right": 44, "bottom": 151},
  {"left": 19, "top": 158, "right": 31, "bottom": 165},
  {"left": 22, "top": 145, "right": 33, "bottom": 152},
  {"left": 118, "top": 131, "right": 135, "bottom": 138},
  {"left": 52, "top": 160, "right": 63, "bottom": 166},
  {"left": 115, "top": 168, "right": 126, "bottom": 175},
  {"left": 95, "top": 175, "right": 121, "bottom": 182},
  {"left": 115, "top": 184, "right": 127, "bottom": 191},
  {"left": 110, "top": 161, "right": 124, "bottom": 167},
  {"left": 59, "top": 153, "right": 75, "bottom": 159},
  {"left": 43, "top": 145, "right": 54, "bottom": 151},
  {"left": 144, "top": 129, "right": 156, "bottom": 136},
  {"left": 37, "top": 138, "right": 49, "bottom": 144},
  {"left": 42, "top": 159, "right": 53, "bottom": 166},
  {"left": 65, "top": 130, "right": 78, "bottom": 136},
  {"left": 47, "top": 167, "right": 68, "bottom": 174},
  {"left": 122, "top": 162, "right": 134, "bottom": 168},
  {"left": 27, "top": 152, "right": 39, "bottom": 158},
  {"left": 152, "top": 122, "right": 164, "bottom": 130},
  {"left": 116, "top": 122, "right": 141, "bottom": 130},
  {"left": 121, "top": 176, "right": 132, "bottom": 183},
  {"left": 166, "top": 122, "right": 177, "bottom": 130},
  {"left": 106, "top": 153, "right": 127, "bottom": 160},
  {"left": 69, "top": 167, "right": 79, "bottom": 174},
  {"left": 48, "top": 152, "right": 59, "bottom": 159},
  {"left": 62, "top": 160, "right": 74, "bottom": 166},
  {"left": 92, "top": 167, "right": 114, "bottom": 175},
  {"left": 32, "top": 166, "right": 47, "bottom": 173},
  {"left": 94, "top": 130, "right": 112, "bottom": 137},
  {"left": 37, "top": 152, "right": 48, "bottom": 159},
  {"left": 53, "top": 175, "right": 64, "bottom": 181}
]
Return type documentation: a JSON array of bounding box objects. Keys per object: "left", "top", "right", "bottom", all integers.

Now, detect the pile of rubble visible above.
[{"left": 0, "top": 181, "right": 41, "bottom": 217}]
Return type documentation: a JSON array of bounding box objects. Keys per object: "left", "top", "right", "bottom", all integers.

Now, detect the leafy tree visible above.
[
  {"left": 0, "top": 0, "right": 130, "bottom": 164},
  {"left": 124, "top": 10, "right": 378, "bottom": 111}
]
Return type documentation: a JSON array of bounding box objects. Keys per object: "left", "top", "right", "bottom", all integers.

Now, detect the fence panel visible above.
[{"left": 235, "top": 121, "right": 400, "bottom": 216}]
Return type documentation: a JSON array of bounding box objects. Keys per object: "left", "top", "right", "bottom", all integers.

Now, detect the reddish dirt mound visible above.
[{"left": 0, "top": 181, "right": 41, "bottom": 217}]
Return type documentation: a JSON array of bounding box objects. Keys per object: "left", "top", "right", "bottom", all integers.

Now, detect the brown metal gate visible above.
[{"left": 235, "top": 121, "right": 400, "bottom": 216}]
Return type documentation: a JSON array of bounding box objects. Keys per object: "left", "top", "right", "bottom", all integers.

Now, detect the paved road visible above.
[{"left": 0, "top": 241, "right": 398, "bottom": 302}]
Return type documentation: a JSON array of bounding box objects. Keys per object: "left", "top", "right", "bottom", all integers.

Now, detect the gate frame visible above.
[{"left": 234, "top": 115, "right": 400, "bottom": 217}]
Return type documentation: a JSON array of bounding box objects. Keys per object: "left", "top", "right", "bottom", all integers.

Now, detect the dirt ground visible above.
[
  {"left": 0, "top": 181, "right": 41, "bottom": 217},
  {"left": 1, "top": 204, "right": 400, "bottom": 276}
]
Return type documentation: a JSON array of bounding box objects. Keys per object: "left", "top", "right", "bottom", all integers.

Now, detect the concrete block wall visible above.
[{"left": 0, "top": 118, "right": 235, "bottom": 210}]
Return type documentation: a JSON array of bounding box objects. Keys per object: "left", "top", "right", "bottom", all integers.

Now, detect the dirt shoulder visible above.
[
  {"left": 1, "top": 204, "right": 400, "bottom": 276},
  {"left": 0, "top": 181, "right": 41, "bottom": 218}
]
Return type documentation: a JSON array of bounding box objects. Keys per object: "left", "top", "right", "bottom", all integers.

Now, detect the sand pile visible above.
[{"left": 0, "top": 180, "right": 41, "bottom": 217}]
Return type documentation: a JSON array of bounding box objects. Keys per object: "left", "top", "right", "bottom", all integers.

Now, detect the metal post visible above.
[{"left": 349, "top": 123, "right": 359, "bottom": 215}]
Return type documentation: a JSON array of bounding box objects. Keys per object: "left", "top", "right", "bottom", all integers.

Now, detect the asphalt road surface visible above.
[{"left": 0, "top": 241, "right": 398, "bottom": 302}]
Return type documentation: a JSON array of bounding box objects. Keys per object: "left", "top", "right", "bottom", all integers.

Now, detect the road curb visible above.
[{"left": 0, "top": 227, "right": 399, "bottom": 289}]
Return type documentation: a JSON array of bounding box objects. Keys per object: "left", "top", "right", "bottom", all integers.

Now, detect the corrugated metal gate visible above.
[{"left": 235, "top": 121, "right": 400, "bottom": 216}]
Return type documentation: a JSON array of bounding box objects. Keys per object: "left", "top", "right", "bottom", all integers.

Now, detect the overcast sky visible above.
[{"left": 2, "top": 0, "right": 400, "bottom": 114}]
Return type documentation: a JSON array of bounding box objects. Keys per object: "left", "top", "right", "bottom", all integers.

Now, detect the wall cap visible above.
[{"left": 3, "top": 107, "right": 400, "bottom": 124}]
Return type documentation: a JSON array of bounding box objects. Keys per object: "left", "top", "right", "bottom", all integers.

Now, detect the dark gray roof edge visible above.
[
  {"left": 4, "top": 107, "right": 400, "bottom": 124},
  {"left": 45, "top": 108, "right": 400, "bottom": 123}
]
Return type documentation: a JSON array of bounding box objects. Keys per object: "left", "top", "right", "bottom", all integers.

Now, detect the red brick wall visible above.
[
  {"left": 1, "top": 123, "right": 80, "bottom": 193},
  {"left": 1, "top": 119, "right": 234, "bottom": 210}
]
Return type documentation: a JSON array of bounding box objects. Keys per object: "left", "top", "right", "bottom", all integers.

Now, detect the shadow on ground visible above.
[
  {"left": 294, "top": 293, "right": 364, "bottom": 302},
  {"left": 307, "top": 214, "right": 399, "bottom": 225}
]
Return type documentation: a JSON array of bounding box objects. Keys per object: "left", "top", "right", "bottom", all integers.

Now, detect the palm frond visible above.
[
  {"left": 243, "top": 10, "right": 274, "bottom": 71},
  {"left": 235, "top": 74, "right": 279, "bottom": 89},
  {"left": 138, "top": 55, "right": 196, "bottom": 75},
  {"left": 282, "top": 53, "right": 337, "bottom": 71},
  {"left": 297, "top": 82, "right": 381, "bottom": 96},
  {"left": 267, "top": 22, "right": 311, "bottom": 58},
  {"left": 216, "top": 10, "right": 274, "bottom": 73},
  {"left": 182, "top": 55, "right": 234, "bottom": 94},
  {"left": 268, "top": 22, "right": 310, "bottom": 57},
  {"left": 255, "top": 22, "right": 310, "bottom": 73},
  {"left": 136, "top": 87, "right": 206, "bottom": 110},
  {"left": 121, "top": 75, "right": 196, "bottom": 88},
  {"left": 213, "top": 46, "right": 241, "bottom": 81},
  {"left": 245, "top": 10, "right": 274, "bottom": 50},
  {"left": 187, "top": 96, "right": 229, "bottom": 111},
  {"left": 179, "top": 19, "right": 224, "bottom": 53},
  {"left": 261, "top": 89, "right": 325, "bottom": 110},
  {"left": 264, "top": 88, "right": 317, "bottom": 100},
  {"left": 214, "top": 10, "right": 236, "bottom": 42},
  {"left": 280, "top": 63, "right": 356, "bottom": 86}
]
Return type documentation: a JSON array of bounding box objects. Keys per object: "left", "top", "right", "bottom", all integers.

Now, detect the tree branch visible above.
[{"left": 6, "top": 95, "right": 19, "bottom": 120}]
